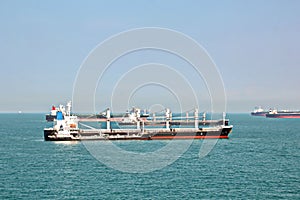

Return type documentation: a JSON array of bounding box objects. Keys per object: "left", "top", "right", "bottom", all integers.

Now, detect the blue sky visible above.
[{"left": 1, "top": 0, "right": 299, "bottom": 113}]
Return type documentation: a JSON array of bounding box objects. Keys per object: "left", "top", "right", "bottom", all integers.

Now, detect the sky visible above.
[{"left": 0, "top": 0, "right": 300, "bottom": 113}]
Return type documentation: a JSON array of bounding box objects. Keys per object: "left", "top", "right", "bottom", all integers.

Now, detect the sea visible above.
[{"left": 1, "top": 113, "right": 299, "bottom": 199}]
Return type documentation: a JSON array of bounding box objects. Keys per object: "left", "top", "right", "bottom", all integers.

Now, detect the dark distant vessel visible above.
[
  {"left": 251, "top": 107, "right": 268, "bottom": 116},
  {"left": 45, "top": 105, "right": 58, "bottom": 121},
  {"left": 266, "top": 109, "right": 300, "bottom": 118}
]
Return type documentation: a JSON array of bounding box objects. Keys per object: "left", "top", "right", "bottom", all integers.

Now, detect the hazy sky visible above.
[{"left": 1, "top": 0, "right": 299, "bottom": 113}]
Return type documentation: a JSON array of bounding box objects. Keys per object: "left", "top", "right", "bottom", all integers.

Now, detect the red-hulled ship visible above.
[{"left": 266, "top": 109, "right": 300, "bottom": 118}]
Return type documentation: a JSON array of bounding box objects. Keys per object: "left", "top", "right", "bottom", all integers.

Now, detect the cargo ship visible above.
[
  {"left": 44, "top": 102, "right": 233, "bottom": 141},
  {"left": 251, "top": 107, "right": 268, "bottom": 116},
  {"left": 266, "top": 109, "right": 300, "bottom": 118}
]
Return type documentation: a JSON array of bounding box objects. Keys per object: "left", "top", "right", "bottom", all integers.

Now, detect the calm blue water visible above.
[{"left": 1, "top": 114, "right": 299, "bottom": 199}]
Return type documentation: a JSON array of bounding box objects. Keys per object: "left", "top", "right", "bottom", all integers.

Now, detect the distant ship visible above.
[
  {"left": 251, "top": 107, "right": 268, "bottom": 116},
  {"left": 266, "top": 109, "right": 300, "bottom": 118}
]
